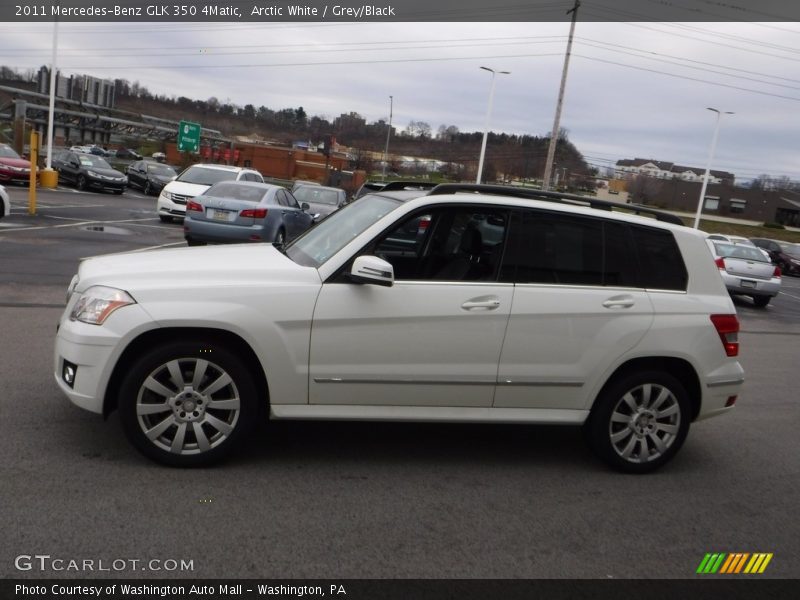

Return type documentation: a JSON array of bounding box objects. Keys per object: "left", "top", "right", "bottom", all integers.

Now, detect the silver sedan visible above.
[
  {"left": 707, "top": 240, "right": 781, "bottom": 307},
  {"left": 184, "top": 181, "right": 314, "bottom": 246}
]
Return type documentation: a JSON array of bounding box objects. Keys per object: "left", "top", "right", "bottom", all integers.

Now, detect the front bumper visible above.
[
  {"left": 54, "top": 303, "right": 155, "bottom": 414},
  {"left": 157, "top": 192, "right": 187, "bottom": 218}
]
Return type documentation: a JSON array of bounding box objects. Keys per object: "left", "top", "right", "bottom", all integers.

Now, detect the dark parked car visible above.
[
  {"left": 0, "top": 143, "right": 32, "bottom": 184},
  {"left": 184, "top": 181, "right": 314, "bottom": 246},
  {"left": 126, "top": 160, "right": 177, "bottom": 196},
  {"left": 291, "top": 184, "right": 347, "bottom": 221},
  {"left": 52, "top": 150, "right": 127, "bottom": 194},
  {"left": 113, "top": 148, "right": 142, "bottom": 160},
  {"left": 750, "top": 238, "right": 800, "bottom": 276}
]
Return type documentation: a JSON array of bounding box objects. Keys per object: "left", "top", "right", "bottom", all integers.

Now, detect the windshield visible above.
[
  {"left": 147, "top": 163, "right": 177, "bottom": 177},
  {"left": 285, "top": 194, "right": 402, "bottom": 268},
  {"left": 0, "top": 145, "right": 21, "bottom": 159},
  {"left": 778, "top": 242, "right": 800, "bottom": 257},
  {"left": 78, "top": 154, "right": 112, "bottom": 169},
  {"left": 203, "top": 182, "right": 268, "bottom": 203},
  {"left": 177, "top": 165, "right": 237, "bottom": 185},
  {"left": 293, "top": 186, "right": 341, "bottom": 206}
]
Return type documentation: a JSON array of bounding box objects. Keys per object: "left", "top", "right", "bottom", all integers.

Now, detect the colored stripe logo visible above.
[{"left": 696, "top": 553, "right": 773, "bottom": 574}]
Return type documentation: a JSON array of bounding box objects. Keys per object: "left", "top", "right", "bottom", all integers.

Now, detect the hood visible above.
[
  {"left": 90, "top": 167, "right": 125, "bottom": 178},
  {"left": 0, "top": 157, "right": 31, "bottom": 168},
  {"left": 163, "top": 180, "right": 212, "bottom": 197},
  {"left": 153, "top": 174, "right": 176, "bottom": 184},
  {"left": 76, "top": 243, "right": 321, "bottom": 299}
]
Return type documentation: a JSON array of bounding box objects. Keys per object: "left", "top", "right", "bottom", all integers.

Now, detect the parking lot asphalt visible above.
[{"left": 1, "top": 185, "right": 798, "bottom": 580}]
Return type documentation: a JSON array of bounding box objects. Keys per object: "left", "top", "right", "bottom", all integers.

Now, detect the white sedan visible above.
[{"left": 0, "top": 184, "right": 10, "bottom": 219}]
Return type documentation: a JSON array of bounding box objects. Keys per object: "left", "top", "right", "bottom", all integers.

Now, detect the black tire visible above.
[
  {"left": 113, "top": 189, "right": 123, "bottom": 195},
  {"left": 118, "top": 340, "right": 260, "bottom": 467},
  {"left": 77, "top": 175, "right": 87, "bottom": 191},
  {"left": 159, "top": 215, "right": 173, "bottom": 223},
  {"left": 585, "top": 371, "right": 691, "bottom": 473},
  {"left": 752, "top": 295, "right": 771, "bottom": 308},
  {"left": 144, "top": 181, "right": 152, "bottom": 195}
]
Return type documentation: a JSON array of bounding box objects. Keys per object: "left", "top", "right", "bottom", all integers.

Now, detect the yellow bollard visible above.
[{"left": 28, "top": 130, "right": 38, "bottom": 215}]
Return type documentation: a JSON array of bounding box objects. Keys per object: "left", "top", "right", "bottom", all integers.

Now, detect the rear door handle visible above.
[
  {"left": 602, "top": 295, "right": 635, "bottom": 309},
  {"left": 461, "top": 297, "right": 501, "bottom": 311}
]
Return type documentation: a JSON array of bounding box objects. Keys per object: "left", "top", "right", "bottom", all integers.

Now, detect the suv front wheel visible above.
[
  {"left": 586, "top": 371, "right": 691, "bottom": 473},
  {"left": 118, "top": 340, "right": 259, "bottom": 467}
]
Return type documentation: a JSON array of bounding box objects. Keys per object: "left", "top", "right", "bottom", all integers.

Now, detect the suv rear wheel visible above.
[
  {"left": 586, "top": 371, "right": 690, "bottom": 473},
  {"left": 118, "top": 340, "right": 259, "bottom": 467}
]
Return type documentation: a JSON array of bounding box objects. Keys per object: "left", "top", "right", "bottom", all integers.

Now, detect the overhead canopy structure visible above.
[{"left": 0, "top": 84, "right": 224, "bottom": 153}]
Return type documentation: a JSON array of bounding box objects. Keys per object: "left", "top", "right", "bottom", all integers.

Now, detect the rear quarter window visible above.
[{"left": 630, "top": 225, "right": 688, "bottom": 291}]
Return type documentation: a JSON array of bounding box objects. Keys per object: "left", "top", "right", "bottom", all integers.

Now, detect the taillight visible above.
[
  {"left": 714, "top": 257, "right": 726, "bottom": 270},
  {"left": 240, "top": 208, "right": 268, "bottom": 219},
  {"left": 710, "top": 314, "right": 739, "bottom": 357},
  {"left": 186, "top": 200, "right": 203, "bottom": 212},
  {"left": 418, "top": 216, "right": 431, "bottom": 232},
  {"left": 773, "top": 265, "right": 782, "bottom": 278}
]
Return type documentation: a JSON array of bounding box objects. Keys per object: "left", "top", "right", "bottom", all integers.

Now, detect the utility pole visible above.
[
  {"left": 542, "top": 0, "right": 579, "bottom": 190},
  {"left": 381, "top": 95, "right": 393, "bottom": 181}
]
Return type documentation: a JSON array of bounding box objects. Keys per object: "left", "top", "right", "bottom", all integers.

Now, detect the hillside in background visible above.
[{"left": 1, "top": 66, "right": 594, "bottom": 184}]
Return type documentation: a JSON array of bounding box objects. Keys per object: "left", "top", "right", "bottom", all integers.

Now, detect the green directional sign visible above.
[{"left": 177, "top": 120, "right": 201, "bottom": 153}]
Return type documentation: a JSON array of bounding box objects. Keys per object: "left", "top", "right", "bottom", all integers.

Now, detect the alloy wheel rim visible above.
[
  {"left": 608, "top": 383, "right": 681, "bottom": 464},
  {"left": 135, "top": 357, "right": 241, "bottom": 455}
]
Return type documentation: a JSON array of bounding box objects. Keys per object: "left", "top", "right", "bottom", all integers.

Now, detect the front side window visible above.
[{"left": 368, "top": 206, "right": 508, "bottom": 281}]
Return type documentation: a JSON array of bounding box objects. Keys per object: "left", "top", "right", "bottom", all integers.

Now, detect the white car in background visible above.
[
  {"left": 0, "top": 184, "right": 10, "bottom": 218},
  {"left": 156, "top": 163, "right": 264, "bottom": 222},
  {"left": 707, "top": 239, "right": 782, "bottom": 307},
  {"left": 55, "top": 184, "right": 744, "bottom": 473}
]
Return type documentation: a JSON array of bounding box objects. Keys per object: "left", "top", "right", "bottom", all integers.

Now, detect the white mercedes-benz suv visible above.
[{"left": 55, "top": 184, "right": 744, "bottom": 472}]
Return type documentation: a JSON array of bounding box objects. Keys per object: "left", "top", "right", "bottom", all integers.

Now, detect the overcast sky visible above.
[{"left": 2, "top": 17, "right": 799, "bottom": 182}]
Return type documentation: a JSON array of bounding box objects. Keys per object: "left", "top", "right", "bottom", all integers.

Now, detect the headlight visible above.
[
  {"left": 792, "top": 259, "right": 800, "bottom": 266},
  {"left": 69, "top": 286, "right": 136, "bottom": 325},
  {"left": 66, "top": 274, "right": 80, "bottom": 303},
  {"left": 87, "top": 170, "right": 98, "bottom": 178}
]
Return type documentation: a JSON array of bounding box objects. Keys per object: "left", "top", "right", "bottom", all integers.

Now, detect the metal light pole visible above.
[
  {"left": 476, "top": 66, "right": 509, "bottom": 184},
  {"left": 45, "top": 19, "right": 58, "bottom": 169},
  {"left": 693, "top": 107, "right": 734, "bottom": 229},
  {"left": 381, "top": 95, "right": 393, "bottom": 181}
]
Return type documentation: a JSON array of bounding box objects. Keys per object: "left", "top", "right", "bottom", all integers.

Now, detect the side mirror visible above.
[
  {"left": 348, "top": 256, "right": 394, "bottom": 287},
  {"left": 301, "top": 202, "right": 310, "bottom": 211}
]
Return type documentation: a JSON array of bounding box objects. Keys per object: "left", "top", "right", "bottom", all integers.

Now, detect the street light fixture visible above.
[
  {"left": 693, "top": 107, "right": 734, "bottom": 229},
  {"left": 476, "top": 66, "right": 510, "bottom": 184}
]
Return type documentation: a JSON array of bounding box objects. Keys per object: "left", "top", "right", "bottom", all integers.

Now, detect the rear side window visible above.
[
  {"left": 499, "top": 210, "right": 639, "bottom": 287},
  {"left": 629, "top": 225, "right": 688, "bottom": 291}
]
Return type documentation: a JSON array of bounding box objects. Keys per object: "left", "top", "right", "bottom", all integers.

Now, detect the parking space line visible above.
[{"left": 778, "top": 290, "right": 800, "bottom": 301}]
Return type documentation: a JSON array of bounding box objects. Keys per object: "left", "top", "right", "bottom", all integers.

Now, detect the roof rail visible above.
[
  {"left": 428, "top": 183, "right": 685, "bottom": 226},
  {"left": 380, "top": 181, "right": 439, "bottom": 192}
]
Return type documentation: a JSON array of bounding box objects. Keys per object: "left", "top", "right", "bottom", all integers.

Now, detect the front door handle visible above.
[{"left": 461, "top": 297, "right": 501, "bottom": 311}]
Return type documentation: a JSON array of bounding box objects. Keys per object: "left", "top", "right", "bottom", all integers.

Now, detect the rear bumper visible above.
[
  {"left": 184, "top": 217, "right": 274, "bottom": 243},
  {"left": 720, "top": 272, "right": 780, "bottom": 297}
]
